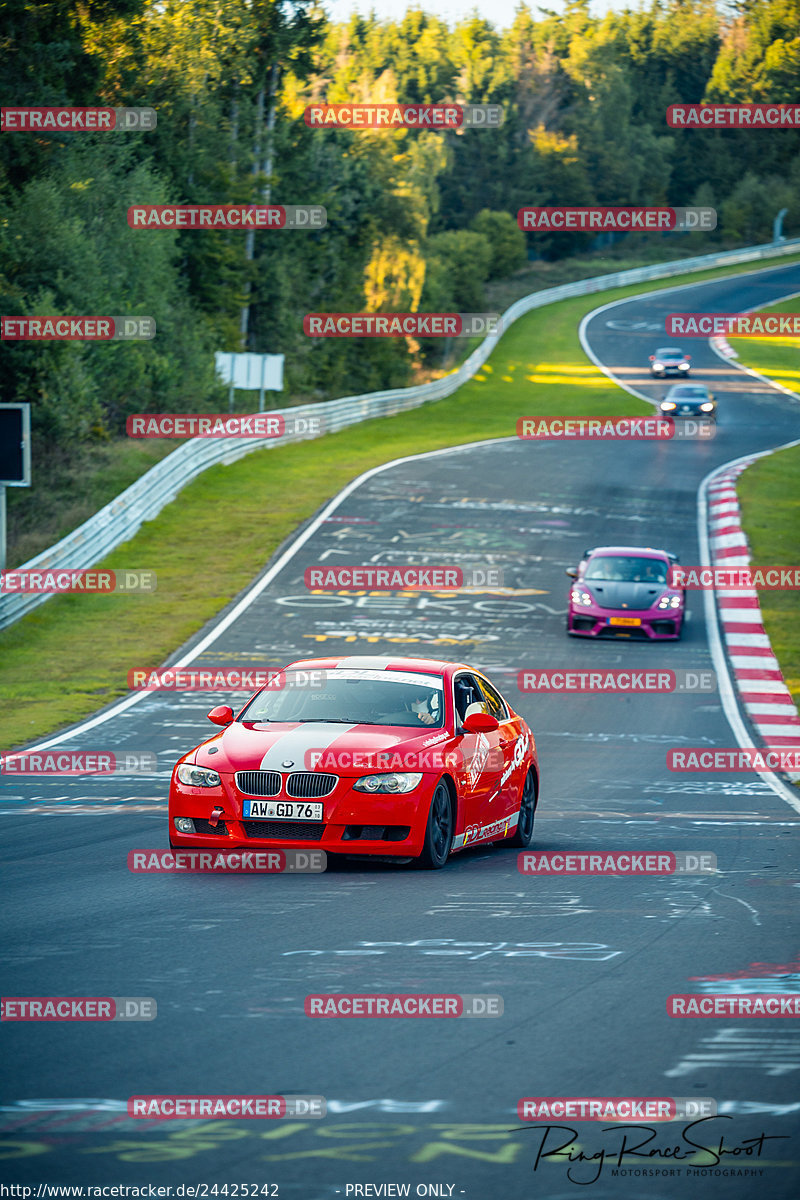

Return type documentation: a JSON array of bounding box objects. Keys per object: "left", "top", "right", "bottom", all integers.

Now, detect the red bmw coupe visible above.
[{"left": 168, "top": 656, "right": 538, "bottom": 869}]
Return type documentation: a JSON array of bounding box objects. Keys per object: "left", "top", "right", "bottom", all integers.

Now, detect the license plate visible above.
[
  {"left": 243, "top": 800, "right": 323, "bottom": 820},
  {"left": 609, "top": 616, "right": 642, "bottom": 626}
]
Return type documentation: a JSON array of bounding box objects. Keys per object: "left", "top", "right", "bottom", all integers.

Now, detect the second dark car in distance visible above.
[{"left": 659, "top": 383, "right": 717, "bottom": 420}]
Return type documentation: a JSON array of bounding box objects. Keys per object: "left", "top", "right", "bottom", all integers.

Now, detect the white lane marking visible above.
[
  {"left": 697, "top": 446, "right": 800, "bottom": 813},
  {"left": 729, "top": 654, "right": 781, "bottom": 670},
  {"left": 746, "top": 703, "right": 799, "bottom": 716},
  {"left": 740, "top": 680, "right": 793, "bottom": 695},
  {"left": 719, "top": 609, "right": 766, "bottom": 623},
  {"left": 724, "top": 633, "right": 773, "bottom": 648},
  {"left": 711, "top": 532, "right": 749, "bottom": 550}
]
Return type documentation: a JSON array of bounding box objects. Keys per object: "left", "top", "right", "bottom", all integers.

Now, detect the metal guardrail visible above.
[{"left": 3, "top": 235, "right": 799, "bottom": 630}]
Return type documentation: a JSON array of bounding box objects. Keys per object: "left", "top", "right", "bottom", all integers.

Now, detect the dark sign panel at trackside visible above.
[{"left": 0, "top": 404, "right": 30, "bottom": 486}]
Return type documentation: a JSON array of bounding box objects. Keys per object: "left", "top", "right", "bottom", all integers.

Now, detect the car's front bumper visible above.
[
  {"left": 168, "top": 775, "right": 437, "bottom": 856},
  {"left": 567, "top": 603, "right": 683, "bottom": 639},
  {"left": 660, "top": 406, "right": 716, "bottom": 419}
]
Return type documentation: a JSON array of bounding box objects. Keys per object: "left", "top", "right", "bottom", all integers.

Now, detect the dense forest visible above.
[{"left": 1, "top": 0, "right": 798, "bottom": 469}]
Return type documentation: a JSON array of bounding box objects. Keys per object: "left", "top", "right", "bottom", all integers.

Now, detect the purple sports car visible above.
[{"left": 566, "top": 546, "right": 685, "bottom": 639}]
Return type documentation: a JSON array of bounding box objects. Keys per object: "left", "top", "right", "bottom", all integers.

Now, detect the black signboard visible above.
[{"left": 0, "top": 404, "right": 30, "bottom": 486}]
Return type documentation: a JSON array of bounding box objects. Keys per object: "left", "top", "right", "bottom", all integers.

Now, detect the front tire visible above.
[
  {"left": 416, "top": 781, "right": 454, "bottom": 869},
  {"left": 509, "top": 768, "right": 537, "bottom": 847}
]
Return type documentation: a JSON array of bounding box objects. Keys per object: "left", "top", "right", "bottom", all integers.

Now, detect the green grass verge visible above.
[
  {"left": 729, "top": 299, "right": 800, "bottom": 705},
  {"left": 4, "top": 252, "right": 800, "bottom": 748}
]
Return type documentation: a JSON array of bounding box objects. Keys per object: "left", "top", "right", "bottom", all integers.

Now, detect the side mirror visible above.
[
  {"left": 462, "top": 711, "right": 499, "bottom": 734},
  {"left": 208, "top": 705, "right": 234, "bottom": 726},
  {"left": 686, "top": 355, "right": 691, "bottom": 361},
  {"left": 649, "top": 355, "right": 655, "bottom": 361},
  {"left": 565, "top": 567, "right": 578, "bottom": 578}
]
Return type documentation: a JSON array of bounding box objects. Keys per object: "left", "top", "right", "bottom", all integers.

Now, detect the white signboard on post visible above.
[{"left": 215, "top": 352, "right": 284, "bottom": 411}]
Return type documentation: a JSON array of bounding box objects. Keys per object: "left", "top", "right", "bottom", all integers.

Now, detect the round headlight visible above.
[
  {"left": 177, "top": 764, "right": 221, "bottom": 787},
  {"left": 353, "top": 772, "right": 423, "bottom": 794}
]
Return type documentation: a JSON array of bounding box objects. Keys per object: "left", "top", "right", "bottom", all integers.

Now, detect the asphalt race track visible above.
[{"left": 2, "top": 261, "right": 799, "bottom": 1198}]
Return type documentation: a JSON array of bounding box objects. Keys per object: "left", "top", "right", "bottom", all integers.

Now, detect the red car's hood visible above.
[{"left": 191, "top": 720, "right": 451, "bottom": 775}]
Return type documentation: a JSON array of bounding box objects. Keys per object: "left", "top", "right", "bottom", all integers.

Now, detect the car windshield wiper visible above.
[{"left": 291, "top": 717, "right": 358, "bottom": 723}]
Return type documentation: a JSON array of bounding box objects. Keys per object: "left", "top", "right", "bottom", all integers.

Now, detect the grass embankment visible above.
[
  {"left": 730, "top": 301, "right": 800, "bottom": 703},
  {"left": 3, "top": 254, "right": 800, "bottom": 748}
]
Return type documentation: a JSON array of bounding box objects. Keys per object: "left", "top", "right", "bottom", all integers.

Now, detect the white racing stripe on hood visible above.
[{"left": 259, "top": 723, "right": 357, "bottom": 771}]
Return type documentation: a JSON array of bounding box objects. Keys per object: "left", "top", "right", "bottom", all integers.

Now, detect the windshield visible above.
[
  {"left": 238, "top": 669, "right": 445, "bottom": 728},
  {"left": 656, "top": 348, "right": 683, "bottom": 357},
  {"left": 584, "top": 556, "right": 668, "bottom": 583}
]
